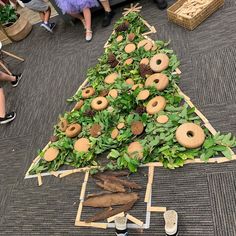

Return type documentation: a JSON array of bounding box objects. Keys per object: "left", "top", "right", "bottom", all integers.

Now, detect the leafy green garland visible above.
[{"left": 29, "top": 12, "right": 236, "bottom": 175}]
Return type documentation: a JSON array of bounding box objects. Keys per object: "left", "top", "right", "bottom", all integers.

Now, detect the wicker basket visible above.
[{"left": 167, "top": 0, "right": 224, "bottom": 30}]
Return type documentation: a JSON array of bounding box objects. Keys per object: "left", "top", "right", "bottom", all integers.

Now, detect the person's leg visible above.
[
  {"left": 0, "top": 71, "right": 23, "bottom": 87},
  {"left": 82, "top": 8, "right": 92, "bottom": 42},
  {"left": 99, "top": 0, "right": 114, "bottom": 27},
  {"left": 0, "top": 88, "right": 6, "bottom": 118},
  {"left": 39, "top": 12, "right": 45, "bottom": 22},
  {"left": 43, "top": 6, "right": 51, "bottom": 23}
]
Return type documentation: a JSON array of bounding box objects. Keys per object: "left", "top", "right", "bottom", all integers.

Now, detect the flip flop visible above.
[{"left": 164, "top": 210, "right": 178, "bottom": 236}]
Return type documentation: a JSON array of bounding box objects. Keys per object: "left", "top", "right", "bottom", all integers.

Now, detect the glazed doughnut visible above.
[
  {"left": 175, "top": 123, "right": 205, "bottom": 149},
  {"left": 132, "top": 84, "right": 143, "bottom": 90},
  {"left": 117, "top": 122, "right": 125, "bottom": 129},
  {"left": 104, "top": 72, "right": 119, "bottom": 84},
  {"left": 150, "top": 54, "right": 169, "bottom": 72},
  {"left": 116, "top": 35, "right": 123, "bottom": 43},
  {"left": 146, "top": 96, "right": 166, "bottom": 115},
  {"left": 145, "top": 73, "right": 169, "bottom": 91},
  {"left": 74, "top": 100, "right": 84, "bottom": 111},
  {"left": 44, "top": 147, "right": 59, "bottom": 162},
  {"left": 137, "top": 90, "right": 150, "bottom": 100},
  {"left": 74, "top": 138, "right": 90, "bottom": 153},
  {"left": 91, "top": 97, "right": 109, "bottom": 111},
  {"left": 82, "top": 87, "right": 95, "bottom": 99},
  {"left": 65, "top": 124, "right": 82, "bottom": 138},
  {"left": 127, "top": 142, "right": 143, "bottom": 159},
  {"left": 140, "top": 58, "right": 149, "bottom": 65},
  {"left": 124, "top": 58, "right": 133, "bottom": 65},
  {"left": 156, "top": 115, "right": 169, "bottom": 124},
  {"left": 151, "top": 44, "right": 158, "bottom": 51},
  {"left": 137, "top": 39, "right": 153, "bottom": 51},
  {"left": 108, "top": 89, "right": 118, "bottom": 99},
  {"left": 125, "top": 43, "right": 136, "bottom": 53},
  {"left": 125, "top": 78, "right": 135, "bottom": 86},
  {"left": 58, "top": 118, "right": 68, "bottom": 132}
]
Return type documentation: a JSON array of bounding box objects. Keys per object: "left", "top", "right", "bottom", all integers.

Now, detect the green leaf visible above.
[
  {"left": 203, "top": 138, "right": 215, "bottom": 149},
  {"left": 222, "top": 148, "right": 232, "bottom": 159}
]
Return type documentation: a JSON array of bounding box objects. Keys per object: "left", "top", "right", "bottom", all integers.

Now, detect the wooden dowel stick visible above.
[
  {"left": 37, "top": 174, "right": 42, "bottom": 186},
  {"left": 126, "top": 214, "right": 143, "bottom": 227},
  {"left": 147, "top": 206, "right": 166, "bottom": 212},
  {"left": 2, "top": 50, "right": 24, "bottom": 61},
  {"left": 107, "top": 212, "right": 125, "bottom": 223},
  {"left": 75, "top": 202, "right": 83, "bottom": 223},
  {"left": 75, "top": 221, "right": 108, "bottom": 229}
]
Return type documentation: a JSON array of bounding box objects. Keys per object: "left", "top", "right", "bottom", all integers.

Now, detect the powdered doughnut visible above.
[
  {"left": 150, "top": 54, "right": 169, "bottom": 72},
  {"left": 131, "top": 121, "right": 144, "bottom": 135},
  {"left": 58, "top": 118, "right": 68, "bottom": 132},
  {"left": 82, "top": 87, "right": 95, "bottom": 99},
  {"left": 137, "top": 90, "right": 150, "bottom": 100},
  {"left": 111, "top": 128, "right": 119, "bottom": 139},
  {"left": 125, "top": 43, "right": 136, "bottom": 53},
  {"left": 128, "top": 33, "right": 135, "bottom": 41},
  {"left": 127, "top": 142, "right": 143, "bottom": 159},
  {"left": 125, "top": 78, "right": 134, "bottom": 86},
  {"left": 104, "top": 72, "right": 119, "bottom": 84},
  {"left": 176, "top": 123, "right": 205, "bottom": 149},
  {"left": 91, "top": 97, "right": 109, "bottom": 111},
  {"left": 117, "top": 122, "right": 125, "bottom": 129},
  {"left": 137, "top": 39, "right": 153, "bottom": 51},
  {"left": 116, "top": 35, "right": 123, "bottom": 43},
  {"left": 74, "top": 138, "right": 90, "bottom": 153},
  {"left": 90, "top": 123, "right": 102, "bottom": 137},
  {"left": 74, "top": 100, "right": 84, "bottom": 111},
  {"left": 145, "top": 73, "right": 169, "bottom": 91},
  {"left": 146, "top": 96, "right": 166, "bottom": 115},
  {"left": 108, "top": 89, "right": 118, "bottom": 99},
  {"left": 44, "top": 147, "right": 59, "bottom": 162},
  {"left": 132, "top": 84, "right": 143, "bottom": 90},
  {"left": 156, "top": 115, "right": 169, "bottom": 124},
  {"left": 140, "top": 58, "right": 149, "bottom": 65},
  {"left": 124, "top": 58, "right": 133, "bottom": 65},
  {"left": 65, "top": 124, "right": 82, "bottom": 138}
]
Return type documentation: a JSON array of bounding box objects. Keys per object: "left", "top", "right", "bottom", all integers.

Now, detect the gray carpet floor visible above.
[{"left": 0, "top": 0, "right": 236, "bottom": 235}]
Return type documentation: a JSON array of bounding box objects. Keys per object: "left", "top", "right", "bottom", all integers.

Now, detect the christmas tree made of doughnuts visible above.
[{"left": 26, "top": 5, "right": 236, "bottom": 177}]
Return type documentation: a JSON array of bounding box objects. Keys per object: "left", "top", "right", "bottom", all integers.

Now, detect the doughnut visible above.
[
  {"left": 44, "top": 147, "right": 59, "bottom": 162},
  {"left": 65, "top": 124, "right": 82, "bottom": 138},
  {"left": 145, "top": 73, "right": 169, "bottom": 91},
  {"left": 150, "top": 53, "right": 169, "bottom": 72},
  {"left": 156, "top": 115, "right": 169, "bottom": 124},
  {"left": 137, "top": 90, "right": 150, "bottom": 100},
  {"left": 116, "top": 35, "right": 123, "bottom": 43},
  {"left": 111, "top": 128, "right": 119, "bottom": 139},
  {"left": 58, "top": 118, "right": 68, "bottom": 132},
  {"left": 74, "top": 100, "right": 84, "bottom": 111},
  {"left": 125, "top": 43, "right": 136, "bottom": 53},
  {"left": 104, "top": 72, "right": 119, "bottom": 84},
  {"left": 137, "top": 39, "right": 153, "bottom": 51},
  {"left": 175, "top": 123, "right": 205, "bottom": 149},
  {"left": 50, "top": 135, "right": 59, "bottom": 142},
  {"left": 146, "top": 96, "right": 166, "bottom": 115},
  {"left": 117, "top": 122, "right": 125, "bottom": 129},
  {"left": 128, "top": 33, "right": 135, "bottom": 41},
  {"left": 82, "top": 87, "right": 95, "bottom": 99},
  {"left": 151, "top": 44, "right": 158, "bottom": 51},
  {"left": 108, "top": 89, "right": 118, "bottom": 99},
  {"left": 99, "top": 89, "right": 109, "bottom": 97},
  {"left": 125, "top": 78, "right": 134, "bottom": 86},
  {"left": 124, "top": 58, "right": 133, "bottom": 65},
  {"left": 90, "top": 123, "right": 102, "bottom": 137},
  {"left": 74, "top": 138, "right": 90, "bottom": 153},
  {"left": 132, "top": 84, "right": 143, "bottom": 91},
  {"left": 91, "top": 97, "right": 109, "bottom": 111},
  {"left": 127, "top": 142, "right": 143, "bottom": 159},
  {"left": 140, "top": 58, "right": 149, "bottom": 65},
  {"left": 131, "top": 121, "right": 144, "bottom": 135}
]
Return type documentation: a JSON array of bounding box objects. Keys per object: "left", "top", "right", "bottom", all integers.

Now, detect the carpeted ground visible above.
[{"left": 0, "top": 0, "right": 236, "bottom": 235}]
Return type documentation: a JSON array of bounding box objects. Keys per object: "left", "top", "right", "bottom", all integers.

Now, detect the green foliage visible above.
[{"left": 0, "top": 4, "right": 18, "bottom": 25}]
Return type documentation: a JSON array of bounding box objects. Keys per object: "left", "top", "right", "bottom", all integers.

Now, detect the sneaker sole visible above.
[
  {"left": 41, "top": 24, "right": 53, "bottom": 33},
  {"left": 164, "top": 210, "right": 178, "bottom": 235},
  {"left": 0, "top": 113, "right": 16, "bottom": 124},
  {"left": 12, "top": 74, "right": 23, "bottom": 88}
]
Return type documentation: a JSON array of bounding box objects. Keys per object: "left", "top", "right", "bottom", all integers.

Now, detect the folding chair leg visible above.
[{"left": 1, "top": 50, "right": 24, "bottom": 62}]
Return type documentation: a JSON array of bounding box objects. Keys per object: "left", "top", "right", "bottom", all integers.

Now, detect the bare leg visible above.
[
  {"left": 100, "top": 0, "right": 111, "bottom": 12},
  {"left": 39, "top": 12, "right": 45, "bottom": 22},
  {"left": 0, "top": 88, "right": 6, "bottom": 118},
  {"left": 0, "top": 71, "right": 16, "bottom": 82},
  {"left": 70, "top": 12, "right": 86, "bottom": 28},
  {"left": 83, "top": 8, "right": 91, "bottom": 30},
  {"left": 44, "top": 7, "right": 51, "bottom": 23}
]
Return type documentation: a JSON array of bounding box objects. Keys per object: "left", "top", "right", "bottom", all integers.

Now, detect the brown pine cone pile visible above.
[
  {"left": 84, "top": 109, "right": 96, "bottom": 117},
  {"left": 139, "top": 64, "right": 154, "bottom": 78},
  {"left": 108, "top": 53, "right": 119, "bottom": 68},
  {"left": 135, "top": 106, "right": 146, "bottom": 114},
  {"left": 115, "top": 20, "right": 129, "bottom": 32}
]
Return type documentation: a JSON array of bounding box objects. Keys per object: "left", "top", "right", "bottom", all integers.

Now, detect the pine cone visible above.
[
  {"left": 107, "top": 53, "right": 119, "bottom": 68},
  {"left": 115, "top": 20, "right": 129, "bottom": 32},
  {"left": 139, "top": 64, "right": 154, "bottom": 78},
  {"left": 84, "top": 109, "right": 96, "bottom": 117},
  {"left": 110, "top": 60, "right": 119, "bottom": 68},
  {"left": 135, "top": 106, "right": 146, "bottom": 114}
]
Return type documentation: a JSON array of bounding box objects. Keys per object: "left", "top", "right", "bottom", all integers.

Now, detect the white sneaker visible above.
[{"left": 164, "top": 210, "right": 178, "bottom": 236}]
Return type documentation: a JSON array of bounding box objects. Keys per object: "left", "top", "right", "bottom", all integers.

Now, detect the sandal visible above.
[
  {"left": 164, "top": 210, "right": 178, "bottom": 236},
  {"left": 85, "top": 29, "right": 93, "bottom": 42}
]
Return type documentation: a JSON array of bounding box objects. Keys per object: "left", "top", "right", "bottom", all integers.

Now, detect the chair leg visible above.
[
  {"left": 0, "top": 61, "right": 12, "bottom": 75},
  {"left": 1, "top": 50, "right": 25, "bottom": 62}
]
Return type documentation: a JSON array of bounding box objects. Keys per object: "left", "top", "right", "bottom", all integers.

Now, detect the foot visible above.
[
  {"left": 154, "top": 0, "right": 168, "bottom": 10},
  {"left": 102, "top": 11, "right": 114, "bottom": 27},
  {"left": 85, "top": 29, "right": 93, "bottom": 42},
  {"left": 40, "top": 22, "right": 56, "bottom": 33},
  {"left": 11, "top": 73, "right": 23, "bottom": 87},
  {"left": 164, "top": 210, "right": 178, "bottom": 236},
  {"left": 0, "top": 112, "right": 16, "bottom": 125}
]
